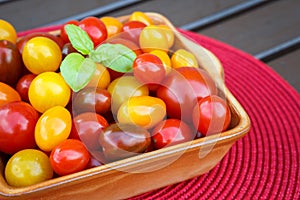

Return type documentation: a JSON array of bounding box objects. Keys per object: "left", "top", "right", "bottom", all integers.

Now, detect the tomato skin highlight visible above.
[
  {"left": 192, "top": 95, "right": 231, "bottom": 136},
  {"left": 152, "top": 119, "right": 194, "bottom": 149},
  {"left": 50, "top": 139, "right": 90, "bottom": 176},
  {"left": 0, "top": 101, "right": 39, "bottom": 155}
]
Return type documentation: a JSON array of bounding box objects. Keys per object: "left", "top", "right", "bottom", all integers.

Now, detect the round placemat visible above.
[
  {"left": 18, "top": 27, "right": 300, "bottom": 200},
  {"left": 129, "top": 30, "right": 300, "bottom": 199}
]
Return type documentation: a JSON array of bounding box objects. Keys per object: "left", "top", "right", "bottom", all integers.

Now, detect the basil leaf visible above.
[
  {"left": 90, "top": 43, "right": 136, "bottom": 73},
  {"left": 65, "top": 24, "right": 94, "bottom": 55},
  {"left": 60, "top": 53, "right": 96, "bottom": 92}
]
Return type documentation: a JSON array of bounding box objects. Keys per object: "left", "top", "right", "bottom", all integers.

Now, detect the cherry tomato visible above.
[
  {"left": 107, "top": 76, "right": 149, "bottom": 114},
  {"left": 28, "top": 72, "right": 71, "bottom": 113},
  {"left": 149, "top": 50, "right": 172, "bottom": 74},
  {"left": 0, "top": 82, "right": 21, "bottom": 107},
  {"left": 157, "top": 25, "right": 174, "bottom": 48},
  {"left": 0, "top": 40, "right": 23, "bottom": 85},
  {"left": 72, "top": 87, "right": 111, "bottom": 115},
  {"left": 99, "top": 123, "right": 151, "bottom": 162},
  {"left": 192, "top": 95, "right": 231, "bottom": 136},
  {"left": 5, "top": 149, "right": 53, "bottom": 187},
  {"left": 17, "top": 32, "right": 64, "bottom": 53},
  {"left": 139, "top": 25, "right": 169, "bottom": 53},
  {"left": 133, "top": 53, "right": 165, "bottom": 88},
  {"left": 0, "top": 19, "right": 17, "bottom": 44},
  {"left": 16, "top": 73, "right": 36, "bottom": 102},
  {"left": 79, "top": 17, "right": 107, "bottom": 47},
  {"left": 0, "top": 101, "right": 38, "bottom": 154},
  {"left": 35, "top": 106, "right": 72, "bottom": 152},
  {"left": 22, "top": 37, "right": 62, "bottom": 74},
  {"left": 50, "top": 139, "right": 90, "bottom": 176},
  {"left": 61, "top": 43, "right": 78, "bottom": 58},
  {"left": 117, "top": 96, "right": 166, "bottom": 129},
  {"left": 108, "top": 37, "right": 143, "bottom": 56},
  {"left": 171, "top": 49, "right": 198, "bottom": 68},
  {"left": 121, "top": 20, "right": 147, "bottom": 44},
  {"left": 129, "top": 11, "right": 153, "bottom": 26},
  {"left": 152, "top": 119, "right": 194, "bottom": 149},
  {"left": 60, "top": 20, "right": 79, "bottom": 44},
  {"left": 70, "top": 112, "right": 109, "bottom": 150},
  {"left": 85, "top": 63, "right": 111, "bottom": 89},
  {"left": 157, "top": 67, "right": 217, "bottom": 122},
  {"left": 100, "top": 16, "right": 123, "bottom": 38}
]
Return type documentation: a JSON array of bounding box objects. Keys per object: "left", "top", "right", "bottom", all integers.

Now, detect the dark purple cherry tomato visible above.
[
  {"left": 16, "top": 73, "right": 36, "bottom": 102},
  {"left": 133, "top": 53, "right": 165, "bottom": 89},
  {"left": 121, "top": 21, "right": 147, "bottom": 44},
  {"left": 0, "top": 40, "right": 23, "bottom": 86},
  {"left": 0, "top": 101, "right": 39, "bottom": 154},
  {"left": 99, "top": 123, "right": 151, "bottom": 162},
  {"left": 72, "top": 87, "right": 111, "bottom": 115},
  {"left": 70, "top": 112, "right": 109, "bottom": 150},
  {"left": 50, "top": 139, "right": 90, "bottom": 176},
  {"left": 157, "top": 67, "right": 217, "bottom": 122},
  {"left": 192, "top": 95, "right": 231, "bottom": 136},
  {"left": 79, "top": 17, "right": 107, "bottom": 47},
  {"left": 152, "top": 119, "right": 194, "bottom": 149},
  {"left": 61, "top": 43, "right": 78, "bottom": 58}
]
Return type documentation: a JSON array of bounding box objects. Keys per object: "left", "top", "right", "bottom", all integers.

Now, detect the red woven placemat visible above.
[
  {"left": 129, "top": 30, "right": 300, "bottom": 199},
  {"left": 18, "top": 27, "right": 300, "bottom": 200}
]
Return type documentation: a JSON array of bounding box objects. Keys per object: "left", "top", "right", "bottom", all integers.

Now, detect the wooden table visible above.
[{"left": 1, "top": 0, "right": 299, "bottom": 92}]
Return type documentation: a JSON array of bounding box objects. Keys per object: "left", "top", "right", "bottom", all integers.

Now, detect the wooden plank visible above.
[
  {"left": 197, "top": 0, "right": 300, "bottom": 55},
  {"left": 105, "top": 0, "right": 245, "bottom": 27},
  {"left": 0, "top": 0, "right": 245, "bottom": 32},
  {"left": 0, "top": 0, "right": 116, "bottom": 31},
  {"left": 267, "top": 49, "right": 300, "bottom": 92}
]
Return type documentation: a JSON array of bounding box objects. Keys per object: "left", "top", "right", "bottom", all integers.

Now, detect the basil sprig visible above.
[{"left": 60, "top": 24, "right": 136, "bottom": 92}]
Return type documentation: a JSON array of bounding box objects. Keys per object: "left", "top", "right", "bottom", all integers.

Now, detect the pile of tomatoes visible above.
[{"left": 0, "top": 11, "right": 231, "bottom": 187}]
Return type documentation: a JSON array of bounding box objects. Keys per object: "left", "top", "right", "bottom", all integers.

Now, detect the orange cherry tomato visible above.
[
  {"left": 0, "top": 82, "right": 21, "bottom": 107},
  {"left": 129, "top": 11, "right": 153, "bottom": 26},
  {"left": 0, "top": 19, "right": 17, "bottom": 44},
  {"left": 171, "top": 49, "right": 198, "bottom": 68},
  {"left": 100, "top": 16, "right": 123, "bottom": 38}
]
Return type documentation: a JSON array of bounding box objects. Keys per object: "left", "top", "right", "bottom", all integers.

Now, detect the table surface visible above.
[
  {"left": 0, "top": 0, "right": 299, "bottom": 199},
  {"left": 1, "top": 0, "right": 299, "bottom": 92}
]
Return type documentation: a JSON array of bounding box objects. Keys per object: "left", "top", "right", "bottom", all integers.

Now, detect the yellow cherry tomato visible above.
[
  {"left": 129, "top": 11, "right": 153, "bottom": 26},
  {"left": 107, "top": 76, "right": 149, "bottom": 114},
  {"left": 171, "top": 49, "right": 198, "bottom": 68},
  {"left": 22, "top": 36, "right": 62, "bottom": 75},
  {"left": 5, "top": 149, "right": 53, "bottom": 187},
  {"left": 35, "top": 106, "right": 72, "bottom": 152},
  {"left": 149, "top": 50, "right": 172, "bottom": 74},
  {"left": 29, "top": 72, "right": 71, "bottom": 113},
  {"left": 0, "top": 19, "right": 17, "bottom": 44},
  {"left": 100, "top": 16, "right": 123, "bottom": 38},
  {"left": 158, "top": 25, "right": 175, "bottom": 48},
  {"left": 139, "top": 25, "right": 169, "bottom": 53},
  {"left": 118, "top": 96, "right": 166, "bottom": 129},
  {"left": 86, "top": 63, "right": 111, "bottom": 89}
]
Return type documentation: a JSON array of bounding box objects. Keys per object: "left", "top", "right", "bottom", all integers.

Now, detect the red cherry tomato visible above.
[
  {"left": 0, "top": 101, "right": 39, "bottom": 154},
  {"left": 50, "top": 139, "right": 90, "bottom": 176},
  {"left": 192, "top": 95, "right": 231, "bottom": 136},
  {"left": 157, "top": 67, "right": 217, "bottom": 122},
  {"left": 16, "top": 73, "right": 36, "bottom": 102},
  {"left": 152, "top": 119, "right": 194, "bottom": 149},
  {"left": 133, "top": 53, "right": 165, "bottom": 89},
  {"left": 79, "top": 17, "right": 107, "bottom": 47},
  {"left": 70, "top": 112, "right": 109, "bottom": 150},
  {"left": 60, "top": 20, "right": 79, "bottom": 44},
  {"left": 121, "top": 20, "right": 147, "bottom": 44}
]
